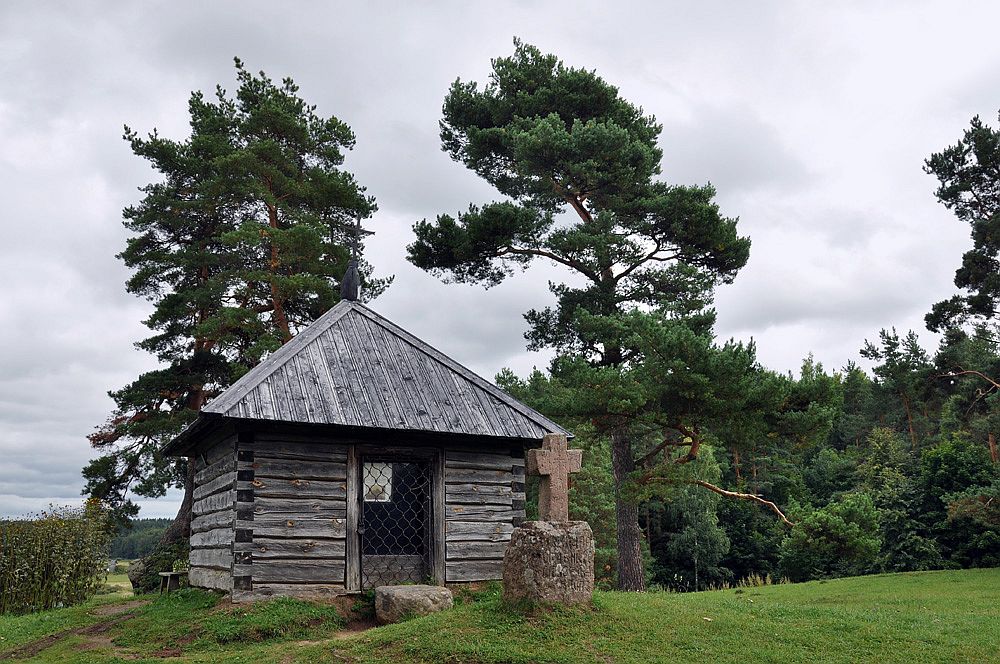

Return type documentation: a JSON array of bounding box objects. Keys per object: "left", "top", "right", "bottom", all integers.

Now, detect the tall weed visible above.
[{"left": 0, "top": 500, "right": 111, "bottom": 614}]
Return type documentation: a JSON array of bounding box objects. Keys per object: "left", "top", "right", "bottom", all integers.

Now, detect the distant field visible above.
[
  {"left": 0, "top": 568, "right": 997, "bottom": 663},
  {"left": 102, "top": 572, "right": 132, "bottom": 595}
]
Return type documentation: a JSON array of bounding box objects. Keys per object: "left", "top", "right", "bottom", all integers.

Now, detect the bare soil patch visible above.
[
  {"left": 332, "top": 618, "right": 377, "bottom": 639},
  {"left": 0, "top": 602, "right": 149, "bottom": 661},
  {"left": 91, "top": 599, "right": 149, "bottom": 617}
]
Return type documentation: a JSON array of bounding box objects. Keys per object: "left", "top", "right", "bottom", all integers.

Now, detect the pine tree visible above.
[
  {"left": 86, "top": 59, "right": 386, "bottom": 551},
  {"left": 408, "top": 40, "right": 750, "bottom": 589}
]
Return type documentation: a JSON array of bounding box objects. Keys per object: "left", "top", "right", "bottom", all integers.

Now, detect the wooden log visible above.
[
  {"left": 195, "top": 456, "right": 234, "bottom": 485},
  {"left": 193, "top": 490, "right": 235, "bottom": 516},
  {"left": 444, "top": 467, "right": 512, "bottom": 485},
  {"left": 245, "top": 439, "right": 348, "bottom": 462},
  {"left": 189, "top": 567, "right": 232, "bottom": 591},
  {"left": 445, "top": 521, "right": 514, "bottom": 542},
  {"left": 252, "top": 458, "right": 347, "bottom": 480},
  {"left": 446, "top": 483, "right": 513, "bottom": 496},
  {"left": 445, "top": 451, "right": 516, "bottom": 470},
  {"left": 446, "top": 505, "right": 520, "bottom": 521},
  {"left": 191, "top": 511, "right": 234, "bottom": 534},
  {"left": 190, "top": 548, "right": 232, "bottom": 570},
  {"left": 237, "top": 518, "right": 347, "bottom": 539},
  {"left": 194, "top": 471, "right": 236, "bottom": 501},
  {"left": 252, "top": 497, "right": 346, "bottom": 520},
  {"left": 445, "top": 493, "right": 513, "bottom": 506},
  {"left": 445, "top": 459, "right": 512, "bottom": 471},
  {"left": 446, "top": 540, "right": 509, "bottom": 560},
  {"left": 252, "top": 537, "right": 346, "bottom": 560},
  {"left": 446, "top": 559, "right": 503, "bottom": 582},
  {"left": 201, "top": 437, "right": 235, "bottom": 465},
  {"left": 251, "top": 559, "right": 345, "bottom": 584},
  {"left": 236, "top": 584, "right": 347, "bottom": 603},
  {"left": 252, "top": 477, "right": 347, "bottom": 500},
  {"left": 190, "top": 528, "right": 233, "bottom": 548},
  {"left": 446, "top": 484, "right": 513, "bottom": 506}
]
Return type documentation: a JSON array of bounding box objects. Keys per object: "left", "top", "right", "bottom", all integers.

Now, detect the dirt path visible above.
[
  {"left": 2, "top": 601, "right": 374, "bottom": 662},
  {"left": 0, "top": 600, "right": 149, "bottom": 661},
  {"left": 91, "top": 600, "right": 150, "bottom": 617}
]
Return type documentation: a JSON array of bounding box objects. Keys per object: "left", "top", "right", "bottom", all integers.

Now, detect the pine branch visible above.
[
  {"left": 691, "top": 480, "right": 795, "bottom": 527},
  {"left": 939, "top": 368, "right": 1000, "bottom": 390}
]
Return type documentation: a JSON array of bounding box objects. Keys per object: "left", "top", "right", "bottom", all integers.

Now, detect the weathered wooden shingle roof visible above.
[{"left": 195, "top": 300, "right": 568, "bottom": 440}]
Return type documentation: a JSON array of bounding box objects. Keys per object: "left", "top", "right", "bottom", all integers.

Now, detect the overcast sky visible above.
[{"left": 2, "top": 1, "right": 997, "bottom": 518}]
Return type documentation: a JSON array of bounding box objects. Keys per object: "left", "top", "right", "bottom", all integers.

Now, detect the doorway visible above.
[{"left": 359, "top": 457, "right": 432, "bottom": 589}]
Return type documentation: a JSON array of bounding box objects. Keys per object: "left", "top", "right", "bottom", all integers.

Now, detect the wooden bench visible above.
[{"left": 159, "top": 571, "right": 188, "bottom": 594}]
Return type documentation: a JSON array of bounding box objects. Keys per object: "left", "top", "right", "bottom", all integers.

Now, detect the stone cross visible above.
[{"left": 526, "top": 433, "right": 582, "bottom": 522}]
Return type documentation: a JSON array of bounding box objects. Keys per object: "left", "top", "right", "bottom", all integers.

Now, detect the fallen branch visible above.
[{"left": 692, "top": 480, "right": 795, "bottom": 528}]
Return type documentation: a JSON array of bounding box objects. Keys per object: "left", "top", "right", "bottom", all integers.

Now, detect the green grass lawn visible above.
[{"left": 1, "top": 569, "right": 997, "bottom": 663}]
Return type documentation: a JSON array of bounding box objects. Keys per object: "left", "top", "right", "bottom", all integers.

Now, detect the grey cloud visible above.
[{"left": 659, "top": 105, "right": 810, "bottom": 195}]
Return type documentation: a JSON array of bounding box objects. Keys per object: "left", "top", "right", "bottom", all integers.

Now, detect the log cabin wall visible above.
[
  {"left": 233, "top": 432, "right": 349, "bottom": 602},
  {"left": 190, "top": 426, "right": 529, "bottom": 600},
  {"left": 444, "top": 445, "right": 526, "bottom": 582},
  {"left": 189, "top": 433, "right": 237, "bottom": 591}
]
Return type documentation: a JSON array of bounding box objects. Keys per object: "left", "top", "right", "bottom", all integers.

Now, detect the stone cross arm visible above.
[{"left": 526, "top": 433, "right": 582, "bottom": 522}]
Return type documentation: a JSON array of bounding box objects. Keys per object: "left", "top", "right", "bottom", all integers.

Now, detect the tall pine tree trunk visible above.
[
  {"left": 611, "top": 429, "right": 645, "bottom": 591},
  {"left": 158, "top": 460, "right": 194, "bottom": 545},
  {"left": 159, "top": 387, "right": 206, "bottom": 546},
  {"left": 902, "top": 394, "right": 917, "bottom": 450},
  {"left": 267, "top": 203, "right": 292, "bottom": 342}
]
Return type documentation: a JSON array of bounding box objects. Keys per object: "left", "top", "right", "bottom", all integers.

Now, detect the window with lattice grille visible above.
[{"left": 363, "top": 462, "right": 392, "bottom": 502}]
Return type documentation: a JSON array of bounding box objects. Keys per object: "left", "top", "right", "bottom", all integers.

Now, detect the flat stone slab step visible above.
[{"left": 374, "top": 585, "right": 454, "bottom": 624}]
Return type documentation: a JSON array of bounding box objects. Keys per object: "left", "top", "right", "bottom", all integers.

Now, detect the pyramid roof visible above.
[{"left": 165, "top": 300, "right": 568, "bottom": 454}]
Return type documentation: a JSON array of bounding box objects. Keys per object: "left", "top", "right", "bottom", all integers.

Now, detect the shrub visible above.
[
  {"left": 947, "top": 477, "right": 1000, "bottom": 529},
  {"left": 129, "top": 539, "right": 190, "bottom": 594},
  {"left": 920, "top": 435, "right": 1000, "bottom": 566},
  {"left": 779, "top": 493, "right": 881, "bottom": 582},
  {"left": 0, "top": 500, "right": 111, "bottom": 614}
]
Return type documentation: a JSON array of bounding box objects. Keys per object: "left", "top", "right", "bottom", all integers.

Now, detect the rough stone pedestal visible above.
[
  {"left": 502, "top": 520, "right": 595, "bottom": 605},
  {"left": 374, "top": 585, "right": 453, "bottom": 624}
]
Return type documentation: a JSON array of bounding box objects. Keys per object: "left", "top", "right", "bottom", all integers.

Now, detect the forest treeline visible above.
[
  {"left": 504, "top": 327, "right": 1000, "bottom": 590},
  {"left": 109, "top": 519, "right": 171, "bottom": 559}
]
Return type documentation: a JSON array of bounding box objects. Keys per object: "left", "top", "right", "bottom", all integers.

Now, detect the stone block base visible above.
[
  {"left": 502, "top": 520, "right": 595, "bottom": 605},
  {"left": 374, "top": 585, "right": 453, "bottom": 624}
]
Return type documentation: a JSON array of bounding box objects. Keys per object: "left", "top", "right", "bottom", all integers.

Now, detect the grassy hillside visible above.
[{"left": 1, "top": 569, "right": 997, "bottom": 663}]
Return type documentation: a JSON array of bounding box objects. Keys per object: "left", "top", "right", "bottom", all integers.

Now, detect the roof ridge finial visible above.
[{"left": 340, "top": 216, "right": 361, "bottom": 302}]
